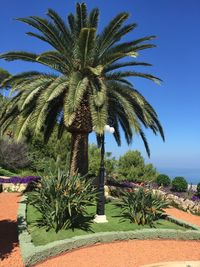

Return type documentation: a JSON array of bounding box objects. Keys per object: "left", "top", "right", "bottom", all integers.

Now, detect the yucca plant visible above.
[
  {"left": 119, "top": 188, "right": 169, "bottom": 226},
  {"left": 0, "top": 3, "right": 164, "bottom": 176},
  {"left": 27, "top": 172, "right": 96, "bottom": 232}
]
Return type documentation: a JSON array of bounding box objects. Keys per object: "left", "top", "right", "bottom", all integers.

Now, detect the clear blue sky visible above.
[{"left": 1, "top": 0, "right": 200, "bottom": 171}]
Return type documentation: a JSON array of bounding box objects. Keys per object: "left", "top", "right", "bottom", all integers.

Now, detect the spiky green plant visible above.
[
  {"left": 0, "top": 3, "right": 164, "bottom": 176},
  {"left": 27, "top": 172, "right": 97, "bottom": 232},
  {"left": 119, "top": 188, "right": 169, "bottom": 226}
]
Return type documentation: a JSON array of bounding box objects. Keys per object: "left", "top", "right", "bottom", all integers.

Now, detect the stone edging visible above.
[{"left": 18, "top": 195, "right": 200, "bottom": 267}]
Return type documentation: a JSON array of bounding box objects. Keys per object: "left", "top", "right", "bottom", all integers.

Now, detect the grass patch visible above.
[
  {"left": 27, "top": 202, "right": 187, "bottom": 246},
  {"left": 0, "top": 167, "right": 17, "bottom": 177}
]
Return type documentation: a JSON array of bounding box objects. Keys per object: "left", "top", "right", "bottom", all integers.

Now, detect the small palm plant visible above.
[{"left": 0, "top": 3, "right": 164, "bottom": 175}]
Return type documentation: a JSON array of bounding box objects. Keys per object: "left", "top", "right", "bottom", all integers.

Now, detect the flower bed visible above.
[
  {"left": 18, "top": 195, "right": 200, "bottom": 267},
  {"left": 0, "top": 176, "right": 40, "bottom": 192}
]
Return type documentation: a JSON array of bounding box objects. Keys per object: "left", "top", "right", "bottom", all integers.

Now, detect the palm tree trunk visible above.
[{"left": 70, "top": 132, "right": 89, "bottom": 176}]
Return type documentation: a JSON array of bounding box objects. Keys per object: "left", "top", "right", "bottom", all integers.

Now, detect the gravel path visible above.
[
  {"left": 0, "top": 193, "right": 23, "bottom": 267},
  {"left": 165, "top": 208, "right": 200, "bottom": 227},
  {"left": 0, "top": 193, "right": 200, "bottom": 267}
]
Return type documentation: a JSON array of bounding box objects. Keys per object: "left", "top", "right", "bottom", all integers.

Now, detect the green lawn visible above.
[{"left": 27, "top": 202, "right": 186, "bottom": 246}]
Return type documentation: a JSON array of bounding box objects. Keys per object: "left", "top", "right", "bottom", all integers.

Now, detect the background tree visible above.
[
  {"left": 88, "top": 144, "right": 116, "bottom": 177},
  {"left": 26, "top": 130, "right": 71, "bottom": 173},
  {"left": 0, "top": 3, "right": 164, "bottom": 176},
  {"left": 117, "top": 150, "right": 158, "bottom": 182},
  {"left": 0, "top": 137, "right": 30, "bottom": 172}
]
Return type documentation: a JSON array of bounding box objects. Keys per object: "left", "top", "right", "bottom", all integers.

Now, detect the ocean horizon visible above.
[{"left": 157, "top": 168, "right": 200, "bottom": 185}]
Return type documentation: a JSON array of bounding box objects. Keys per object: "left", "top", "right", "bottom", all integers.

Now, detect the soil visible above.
[
  {"left": 0, "top": 193, "right": 23, "bottom": 267},
  {"left": 0, "top": 193, "right": 200, "bottom": 267}
]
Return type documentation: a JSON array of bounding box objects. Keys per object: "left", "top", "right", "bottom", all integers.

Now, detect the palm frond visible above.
[
  {"left": 108, "top": 110, "right": 121, "bottom": 146},
  {"left": 106, "top": 71, "right": 162, "bottom": 85},
  {"left": 98, "top": 12, "right": 129, "bottom": 54},
  {"left": 43, "top": 104, "right": 62, "bottom": 143},
  {"left": 47, "top": 8, "right": 72, "bottom": 43},
  {"left": 37, "top": 51, "right": 71, "bottom": 73},
  {"left": 68, "top": 13, "right": 76, "bottom": 34},
  {"left": 76, "top": 3, "right": 88, "bottom": 31},
  {"left": 78, "top": 27, "right": 96, "bottom": 68},
  {"left": 0, "top": 51, "right": 38, "bottom": 62},
  {"left": 89, "top": 93, "right": 108, "bottom": 134},
  {"left": 64, "top": 73, "right": 88, "bottom": 126},
  {"left": 92, "top": 78, "right": 107, "bottom": 108},
  {"left": 15, "top": 114, "right": 32, "bottom": 141},
  {"left": 112, "top": 23, "right": 137, "bottom": 44},
  {"left": 17, "top": 16, "right": 66, "bottom": 53},
  {"left": 104, "top": 61, "right": 152, "bottom": 73},
  {"left": 139, "top": 130, "right": 150, "bottom": 157},
  {"left": 88, "top": 8, "right": 99, "bottom": 28}
]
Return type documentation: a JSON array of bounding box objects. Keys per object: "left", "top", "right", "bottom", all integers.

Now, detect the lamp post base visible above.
[{"left": 93, "top": 214, "right": 108, "bottom": 223}]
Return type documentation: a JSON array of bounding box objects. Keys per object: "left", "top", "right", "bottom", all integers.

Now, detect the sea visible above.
[{"left": 157, "top": 168, "right": 200, "bottom": 185}]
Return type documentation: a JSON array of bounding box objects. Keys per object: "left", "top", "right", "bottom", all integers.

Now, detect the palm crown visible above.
[{"left": 0, "top": 3, "right": 164, "bottom": 175}]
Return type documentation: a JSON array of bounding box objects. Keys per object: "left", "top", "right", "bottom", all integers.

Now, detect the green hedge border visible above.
[{"left": 18, "top": 195, "right": 200, "bottom": 267}]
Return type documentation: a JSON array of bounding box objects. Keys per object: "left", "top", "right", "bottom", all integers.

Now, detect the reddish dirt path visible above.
[
  {"left": 0, "top": 192, "right": 200, "bottom": 267},
  {"left": 166, "top": 208, "right": 200, "bottom": 227},
  {"left": 35, "top": 240, "right": 200, "bottom": 267},
  {"left": 0, "top": 193, "right": 23, "bottom": 267}
]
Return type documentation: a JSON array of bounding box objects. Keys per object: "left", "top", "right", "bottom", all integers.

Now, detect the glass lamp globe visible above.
[
  {"left": 104, "top": 125, "right": 110, "bottom": 132},
  {"left": 109, "top": 127, "right": 115, "bottom": 134}
]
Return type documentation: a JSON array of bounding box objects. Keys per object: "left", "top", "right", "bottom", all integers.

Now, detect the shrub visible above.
[
  {"left": 0, "top": 138, "right": 30, "bottom": 171},
  {"left": 197, "top": 183, "right": 200, "bottom": 197},
  {"left": 27, "top": 172, "right": 96, "bottom": 232},
  {"left": 156, "top": 174, "right": 171, "bottom": 187},
  {"left": 118, "top": 188, "right": 169, "bottom": 226},
  {"left": 117, "top": 151, "right": 158, "bottom": 182},
  {"left": 172, "top": 177, "right": 188, "bottom": 192}
]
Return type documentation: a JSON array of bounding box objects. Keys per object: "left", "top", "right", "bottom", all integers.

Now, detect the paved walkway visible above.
[{"left": 0, "top": 193, "right": 200, "bottom": 267}]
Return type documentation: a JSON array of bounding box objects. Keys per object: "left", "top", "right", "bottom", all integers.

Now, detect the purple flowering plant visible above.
[
  {"left": 191, "top": 195, "right": 200, "bottom": 202},
  {"left": 0, "top": 176, "right": 41, "bottom": 184}
]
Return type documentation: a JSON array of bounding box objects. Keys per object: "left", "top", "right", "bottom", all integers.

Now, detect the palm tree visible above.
[{"left": 0, "top": 3, "right": 164, "bottom": 176}]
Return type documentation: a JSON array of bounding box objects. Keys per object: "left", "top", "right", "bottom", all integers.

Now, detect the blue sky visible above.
[{"left": 0, "top": 0, "right": 200, "bottom": 172}]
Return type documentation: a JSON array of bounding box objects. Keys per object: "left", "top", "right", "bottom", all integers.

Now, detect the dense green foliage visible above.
[
  {"left": 196, "top": 183, "right": 200, "bottom": 197},
  {"left": 156, "top": 174, "right": 171, "bottom": 187},
  {"left": 0, "top": 130, "right": 71, "bottom": 175},
  {"left": 26, "top": 131, "right": 71, "bottom": 173},
  {"left": 117, "top": 150, "right": 157, "bottom": 182},
  {"left": 172, "top": 177, "right": 188, "bottom": 192},
  {"left": 119, "top": 188, "right": 169, "bottom": 226},
  {"left": 88, "top": 144, "right": 116, "bottom": 177},
  {"left": 0, "top": 167, "right": 16, "bottom": 177},
  {"left": 0, "top": 137, "right": 30, "bottom": 171},
  {"left": 27, "top": 172, "right": 96, "bottom": 232}
]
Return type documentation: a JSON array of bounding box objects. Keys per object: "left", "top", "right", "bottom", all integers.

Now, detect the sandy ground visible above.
[
  {"left": 0, "top": 193, "right": 200, "bottom": 267},
  {"left": 0, "top": 193, "right": 23, "bottom": 267}
]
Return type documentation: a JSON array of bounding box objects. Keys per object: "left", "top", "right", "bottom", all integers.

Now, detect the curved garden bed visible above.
[{"left": 18, "top": 195, "right": 200, "bottom": 267}]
